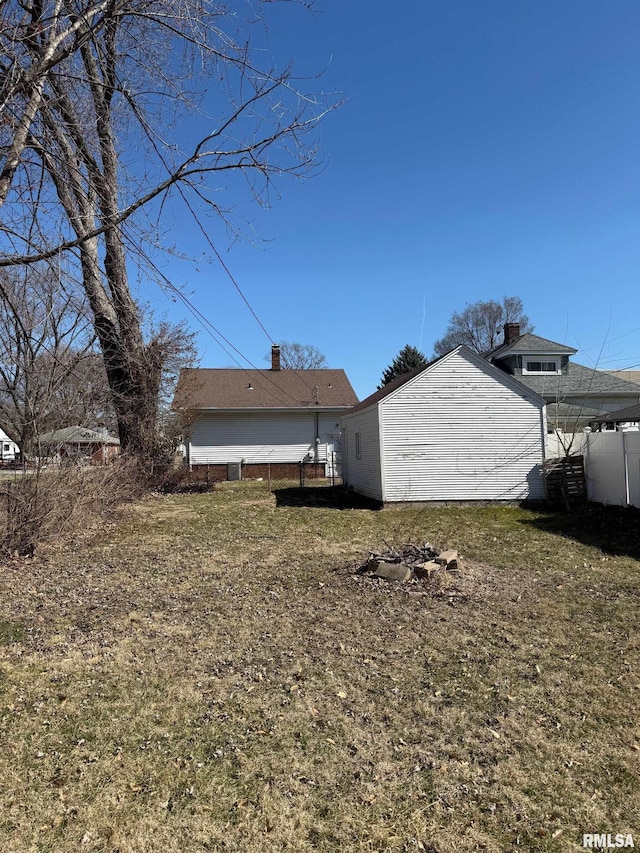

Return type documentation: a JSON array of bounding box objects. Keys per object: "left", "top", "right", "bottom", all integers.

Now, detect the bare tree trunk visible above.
[
  {"left": 1, "top": 0, "right": 334, "bottom": 458},
  {"left": 76, "top": 242, "right": 160, "bottom": 456}
]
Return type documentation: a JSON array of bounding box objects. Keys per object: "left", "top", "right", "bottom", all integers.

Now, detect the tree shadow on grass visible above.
[
  {"left": 520, "top": 502, "right": 640, "bottom": 561},
  {"left": 273, "top": 485, "right": 381, "bottom": 511}
]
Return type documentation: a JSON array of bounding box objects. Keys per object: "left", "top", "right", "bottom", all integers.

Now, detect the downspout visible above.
[{"left": 314, "top": 412, "right": 320, "bottom": 462}]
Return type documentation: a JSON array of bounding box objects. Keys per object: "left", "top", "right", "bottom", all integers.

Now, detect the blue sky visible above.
[{"left": 142, "top": 1, "right": 640, "bottom": 400}]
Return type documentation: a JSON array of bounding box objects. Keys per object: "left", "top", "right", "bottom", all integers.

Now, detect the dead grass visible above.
[{"left": 0, "top": 480, "right": 639, "bottom": 852}]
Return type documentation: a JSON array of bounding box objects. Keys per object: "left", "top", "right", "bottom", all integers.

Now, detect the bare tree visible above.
[
  {"left": 433, "top": 297, "right": 533, "bottom": 357},
  {"left": 40, "top": 350, "right": 116, "bottom": 433},
  {"left": 0, "top": 0, "right": 113, "bottom": 206},
  {"left": 0, "top": 265, "right": 99, "bottom": 456},
  {"left": 0, "top": 1, "right": 336, "bottom": 459},
  {"left": 267, "top": 341, "right": 328, "bottom": 370}
]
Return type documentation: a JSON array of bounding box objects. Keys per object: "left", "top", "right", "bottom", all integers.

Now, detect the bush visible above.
[
  {"left": 0, "top": 459, "right": 143, "bottom": 558},
  {"left": 149, "top": 460, "right": 215, "bottom": 494}
]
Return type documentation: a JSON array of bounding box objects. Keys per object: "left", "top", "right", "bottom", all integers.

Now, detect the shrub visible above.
[{"left": 0, "top": 459, "right": 143, "bottom": 558}]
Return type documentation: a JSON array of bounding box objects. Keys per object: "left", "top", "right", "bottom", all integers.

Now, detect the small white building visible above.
[
  {"left": 0, "top": 427, "right": 19, "bottom": 463},
  {"left": 342, "top": 346, "right": 546, "bottom": 503}
]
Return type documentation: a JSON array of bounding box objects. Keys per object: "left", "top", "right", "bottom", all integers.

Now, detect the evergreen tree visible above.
[{"left": 379, "top": 345, "right": 428, "bottom": 388}]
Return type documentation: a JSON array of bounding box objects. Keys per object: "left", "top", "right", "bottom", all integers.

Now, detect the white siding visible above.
[
  {"left": 188, "top": 411, "right": 338, "bottom": 464},
  {"left": 0, "top": 427, "right": 19, "bottom": 461},
  {"left": 380, "top": 349, "right": 545, "bottom": 501},
  {"left": 545, "top": 432, "right": 588, "bottom": 458},
  {"left": 342, "top": 406, "right": 383, "bottom": 501},
  {"left": 317, "top": 413, "right": 343, "bottom": 460},
  {"left": 585, "top": 431, "right": 640, "bottom": 508}
]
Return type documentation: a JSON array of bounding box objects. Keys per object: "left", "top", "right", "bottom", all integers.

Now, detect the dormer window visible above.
[{"left": 523, "top": 360, "right": 560, "bottom": 374}]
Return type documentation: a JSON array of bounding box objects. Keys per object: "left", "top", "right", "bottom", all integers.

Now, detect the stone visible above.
[
  {"left": 435, "top": 549, "right": 458, "bottom": 566},
  {"left": 374, "top": 562, "right": 412, "bottom": 582},
  {"left": 414, "top": 560, "right": 440, "bottom": 579}
]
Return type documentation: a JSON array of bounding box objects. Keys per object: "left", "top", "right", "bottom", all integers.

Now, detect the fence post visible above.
[
  {"left": 622, "top": 430, "right": 630, "bottom": 507},
  {"left": 5, "top": 481, "right": 13, "bottom": 542},
  {"left": 583, "top": 428, "right": 591, "bottom": 501}
]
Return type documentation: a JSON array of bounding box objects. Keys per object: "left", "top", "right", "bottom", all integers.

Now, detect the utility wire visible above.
[
  {"left": 122, "top": 230, "right": 322, "bottom": 408},
  {"left": 165, "top": 172, "right": 324, "bottom": 399}
]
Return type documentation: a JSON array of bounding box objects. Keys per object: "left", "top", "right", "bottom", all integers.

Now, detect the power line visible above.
[
  {"left": 168, "top": 169, "right": 277, "bottom": 346},
  {"left": 164, "top": 177, "right": 326, "bottom": 398},
  {"left": 117, "top": 77, "right": 278, "bottom": 351},
  {"left": 122, "top": 231, "right": 321, "bottom": 408}
]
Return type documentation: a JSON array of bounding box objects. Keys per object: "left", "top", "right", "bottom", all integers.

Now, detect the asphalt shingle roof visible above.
[
  {"left": 606, "top": 370, "right": 640, "bottom": 386},
  {"left": 39, "top": 427, "right": 120, "bottom": 445},
  {"left": 592, "top": 402, "right": 640, "bottom": 424},
  {"left": 486, "top": 332, "right": 577, "bottom": 361},
  {"left": 173, "top": 368, "right": 358, "bottom": 410},
  {"left": 513, "top": 361, "right": 640, "bottom": 399}
]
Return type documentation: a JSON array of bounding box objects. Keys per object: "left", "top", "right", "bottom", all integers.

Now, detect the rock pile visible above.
[{"left": 361, "top": 542, "right": 461, "bottom": 583}]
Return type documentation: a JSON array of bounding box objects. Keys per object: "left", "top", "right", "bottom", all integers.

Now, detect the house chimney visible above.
[
  {"left": 271, "top": 344, "right": 281, "bottom": 371},
  {"left": 504, "top": 323, "right": 521, "bottom": 345}
]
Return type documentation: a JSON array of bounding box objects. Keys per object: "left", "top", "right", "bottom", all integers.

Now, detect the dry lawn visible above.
[{"left": 0, "top": 480, "right": 639, "bottom": 852}]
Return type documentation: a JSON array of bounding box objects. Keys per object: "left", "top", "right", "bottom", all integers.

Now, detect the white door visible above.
[{"left": 325, "top": 433, "right": 343, "bottom": 479}]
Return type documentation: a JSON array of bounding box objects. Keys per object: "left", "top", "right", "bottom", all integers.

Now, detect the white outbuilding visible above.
[{"left": 341, "top": 346, "right": 546, "bottom": 503}]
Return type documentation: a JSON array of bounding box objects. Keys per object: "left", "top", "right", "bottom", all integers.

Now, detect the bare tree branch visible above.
[{"left": 0, "top": 0, "right": 338, "bottom": 458}]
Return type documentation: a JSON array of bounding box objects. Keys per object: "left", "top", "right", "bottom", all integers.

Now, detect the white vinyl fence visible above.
[
  {"left": 583, "top": 431, "right": 640, "bottom": 508},
  {"left": 546, "top": 431, "right": 640, "bottom": 508}
]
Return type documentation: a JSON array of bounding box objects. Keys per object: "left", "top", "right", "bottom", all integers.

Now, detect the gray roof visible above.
[
  {"left": 486, "top": 332, "right": 577, "bottom": 361},
  {"left": 547, "top": 401, "right": 618, "bottom": 431},
  {"left": 592, "top": 402, "right": 640, "bottom": 424},
  {"left": 39, "top": 427, "right": 120, "bottom": 445},
  {"left": 606, "top": 370, "right": 640, "bottom": 385},
  {"left": 173, "top": 367, "right": 358, "bottom": 410},
  {"left": 513, "top": 361, "right": 640, "bottom": 400}
]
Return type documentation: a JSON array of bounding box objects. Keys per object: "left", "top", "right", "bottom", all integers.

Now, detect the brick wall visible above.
[{"left": 188, "top": 462, "right": 326, "bottom": 482}]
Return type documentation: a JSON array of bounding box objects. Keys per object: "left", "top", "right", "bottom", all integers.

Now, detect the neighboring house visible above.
[
  {"left": 485, "top": 324, "right": 640, "bottom": 433},
  {"left": 590, "top": 401, "right": 640, "bottom": 432},
  {"left": 38, "top": 426, "right": 120, "bottom": 464},
  {"left": 341, "top": 345, "right": 546, "bottom": 503},
  {"left": 172, "top": 346, "right": 358, "bottom": 480},
  {"left": 0, "top": 427, "right": 19, "bottom": 463}
]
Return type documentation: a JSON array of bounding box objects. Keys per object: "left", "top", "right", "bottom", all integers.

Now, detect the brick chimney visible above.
[
  {"left": 503, "top": 323, "right": 521, "bottom": 345},
  {"left": 271, "top": 344, "right": 281, "bottom": 371}
]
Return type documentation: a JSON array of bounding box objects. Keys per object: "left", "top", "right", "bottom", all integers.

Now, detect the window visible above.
[
  {"left": 524, "top": 360, "right": 558, "bottom": 374},
  {"left": 3, "top": 444, "right": 9, "bottom": 452},
  {"left": 355, "top": 431, "right": 361, "bottom": 459}
]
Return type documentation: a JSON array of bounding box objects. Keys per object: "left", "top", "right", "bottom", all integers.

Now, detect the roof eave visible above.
[{"left": 186, "top": 405, "right": 356, "bottom": 413}]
